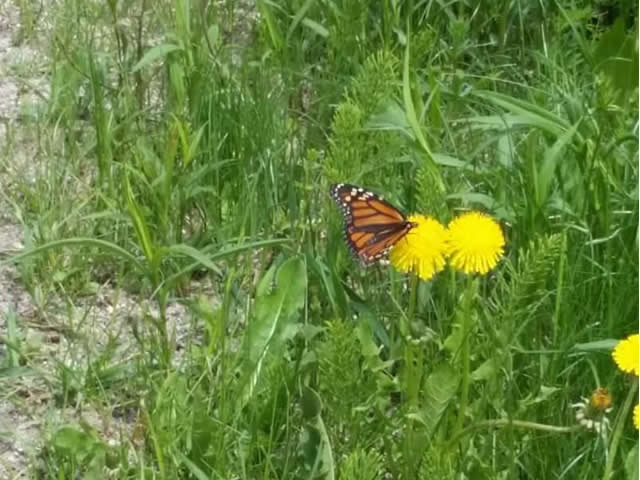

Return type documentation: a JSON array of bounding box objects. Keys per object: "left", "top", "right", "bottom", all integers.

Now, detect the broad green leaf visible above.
[
  {"left": 355, "top": 312, "right": 384, "bottom": 358},
  {"left": 420, "top": 363, "right": 460, "bottom": 436},
  {"left": 131, "top": 44, "right": 181, "bottom": 73},
  {"left": 471, "top": 358, "right": 498, "bottom": 382},
  {"left": 52, "top": 426, "right": 92, "bottom": 452},
  {"left": 443, "top": 323, "right": 464, "bottom": 354},
  {"left": 241, "top": 257, "right": 307, "bottom": 403},
  {"left": 301, "top": 385, "right": 323, "bottom": 419},
  {"left": 301, "top": 387, "right": 335, "bottom": 480},
  {"left": 256, "top": 259, "right": 278, "bottom": 297},
  {"left": 51, "top": 426, "right": 107, "bottom": 479}
]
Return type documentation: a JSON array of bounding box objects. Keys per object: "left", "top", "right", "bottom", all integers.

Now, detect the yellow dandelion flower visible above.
[
  {"left": 634, "top": 404, "right": 639, "bottom": 430},
  {"left": 447, "top": 212, "right": 505, "bottom": 275},
  {"left": 390, "top": 215, "right": 449, "bottom": 281},
  {"left": 612, "top": 334, "right": 639, "bottom": 376}
]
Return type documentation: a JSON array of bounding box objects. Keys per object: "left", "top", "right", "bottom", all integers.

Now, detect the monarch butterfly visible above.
[{"left": 330, "top": 183, "right": 416, "bottom": 266}]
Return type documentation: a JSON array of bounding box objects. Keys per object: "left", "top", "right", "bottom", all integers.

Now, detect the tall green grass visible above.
[{"left": 1, "top": 0, "right": 638, "bottom": 478}]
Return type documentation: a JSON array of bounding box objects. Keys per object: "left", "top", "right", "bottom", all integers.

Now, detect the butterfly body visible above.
[{"left": 330, "top": 183, "right": 416, "bottom": 266}]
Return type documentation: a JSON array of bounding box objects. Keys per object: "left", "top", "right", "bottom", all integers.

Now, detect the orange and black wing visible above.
[{"left": 330, "top": 183, "right": 414, "bottom": 266}]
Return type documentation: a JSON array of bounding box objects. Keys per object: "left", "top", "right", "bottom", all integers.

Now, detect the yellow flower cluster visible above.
[{"left": 390, "top": 211, "right": 505, "bottom": 281}]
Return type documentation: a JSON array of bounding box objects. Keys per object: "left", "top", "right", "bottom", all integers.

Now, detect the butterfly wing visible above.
[{"left": 330, "top": 183, "right": 414, "bottom": 265}]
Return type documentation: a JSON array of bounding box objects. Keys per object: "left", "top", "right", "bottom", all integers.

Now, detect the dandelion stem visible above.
[
  {"left": 407, "top": 273, "right": 419, "bottom": 327},
  {"left": 446, "top": 418, "right": 580, "bottom": 449},
  {"left": 603, "top": 377, "right": 639, "bottom": 480},
  {"left": 453, "top": 276, "right": 477, "bottom": 437},
  {"left": 403, "top": 273, "right": 420, "bottom": 477}
]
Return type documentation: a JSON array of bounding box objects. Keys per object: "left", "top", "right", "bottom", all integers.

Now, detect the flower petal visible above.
[
  {"left": 390, "top": 215, "right": 449, "bottom": 281},
  {"left": 612, "top": 334, "right": 639, "bottom": 376},
  {"left": 448, "top": 212, "right": 505, "bottom": 275}
]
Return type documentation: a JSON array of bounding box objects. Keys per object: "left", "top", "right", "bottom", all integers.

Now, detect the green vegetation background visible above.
[{"left": 1, "top": 0, "right": 638, "bottom": 478}]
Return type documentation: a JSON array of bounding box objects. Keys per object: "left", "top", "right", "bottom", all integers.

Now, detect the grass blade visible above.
[
  {"left": 473, "top": 90, "right": 574, "bottom": 138},
  {"left": 536, "top": 119, "right": 582, "bottom": 208},
  {"left": 131, "top": 44, "right": 181, "bottom": 73},
  {"left": 403, "top": 38, "right": 433, "bottom": 163},
  {"left": 2, "top": 238, "right": 143, "bottom": 272}
]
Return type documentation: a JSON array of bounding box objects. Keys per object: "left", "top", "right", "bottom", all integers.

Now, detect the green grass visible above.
[{"left": 0, "top": 0, "right": 638, "bottom": 478}]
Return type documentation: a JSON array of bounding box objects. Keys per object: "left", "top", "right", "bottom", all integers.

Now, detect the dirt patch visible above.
[
  {"left": 0, "top": 2, "right": 44, "bottom": 476},
  {"left": 0, "top": 1, "right": 255, "bottom": 475}
]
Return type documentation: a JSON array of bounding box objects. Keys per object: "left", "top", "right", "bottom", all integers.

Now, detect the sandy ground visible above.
[
  {"left": 0, "top": 0, "right": 261, "bottom": 474},
  {"left": 0, "top": 2, "right": 215, "bottom": 477},
  {"left": 0, "top": 4, "right": 44, "bottom": 476}
]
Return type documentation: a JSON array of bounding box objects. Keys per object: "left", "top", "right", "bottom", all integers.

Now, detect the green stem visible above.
[
  {"left": 447, "top": 418, "right": 579, "bottom": 449},
  {"left": 453, "top": 276, "right": 477, "bottom": 436},
  {"left": 603, "top": 377, "right": 638, "bottom": 480},
  {"left": 403, "top": 273, "right": 420, "bottom": 477},
  {"left": 149, "top": 284, "right": 170, "bottom": 368},
  {"left": 406, "top": 273, "right": 419, "bottom": 329},
  {"left": 400, "top": 274, "right": 419, "bottom": 338}
]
